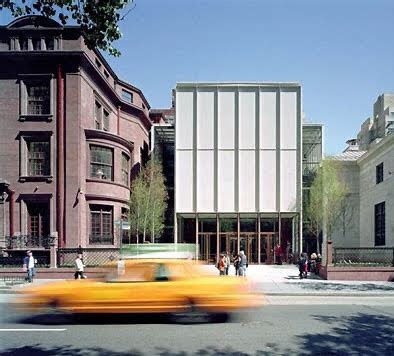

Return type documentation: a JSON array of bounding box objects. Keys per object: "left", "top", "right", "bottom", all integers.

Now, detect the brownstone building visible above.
[{"left": 0, "top": 16, "right": 152, "bottom": 252}]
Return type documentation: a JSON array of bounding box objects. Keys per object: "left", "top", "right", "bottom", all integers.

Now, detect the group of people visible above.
[
  {"left": 217, "top": 251, "right": 248, "bottom": 277},
  {"left": 297, "top": 252, "right": 322, "bottom": 279},
  {"left": 22, "top": 250, "right": 86, "bottom": 282}
]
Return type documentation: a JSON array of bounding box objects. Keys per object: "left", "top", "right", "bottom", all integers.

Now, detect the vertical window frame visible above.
[
  {"left": 19, "top": 132, "right": 53, "bottom": 182},
  {"left": 376, "top": 162, "right": 384, "bottom": 184},
  {"left": 121, "top": 89, "right": 133, "bottom": 104},
  {"left": 89, "top": 204, "right": 114, "bottom": 245},
  {"left": 93, "top": 96, "right": 111, "bottom": 132},
  {"left": 89, "top": 144, "right": 114, "bottom": 181},
  {"left": 374, "top": 201, "right": 385, "bottom": 246},
  {"left": 19, "top": 74, "right": 53, "bottom": 121},
  {"left": 121, "top": 152, "right": 130, "bottom": 186}
]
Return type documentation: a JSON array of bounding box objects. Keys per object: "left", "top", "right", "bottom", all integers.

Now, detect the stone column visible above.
[
  {"left": 326, "top": 240, "right": 333, "bottom": 266},
  {"left": 50, "top": 232, "right": 58, "bottom": 268}
]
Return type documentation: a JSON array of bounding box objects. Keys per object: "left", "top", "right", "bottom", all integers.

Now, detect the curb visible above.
[{"left": 264, "top": 292, "right": 394, "bottom": 297}]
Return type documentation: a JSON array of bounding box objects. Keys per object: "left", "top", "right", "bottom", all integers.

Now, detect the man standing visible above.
[
  {"left": 274, "top": 243, "right": 282, "bottom": 265},
  {"left": 74, "top": 253, "right": 85, "bottom": 279},
  {"left": 239, "top": 250, "right": 248, "bottom": 277},
  {"left": 23, "top": 250, "right": 36, "bottom": 283}
]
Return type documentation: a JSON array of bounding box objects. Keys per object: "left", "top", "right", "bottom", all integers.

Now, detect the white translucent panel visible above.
[
  {"left": 218, "top": 151, "right": 235, "bottom": 212},
  {"left": 197, "top": 150, "right": 214, "bottom": 212},
  {"left": 176, "top": 150, "right": 194, "bottom": 212},
  {"left": 280, "top": 91, "right": 297, "bottom": 149},
  {"left": 260, "top": 150, "right": 277, "bottom": 211},
  {"left": 239, "top": 91, "right": 256, "bottom": 149},
  {"left": 239, "top": 150, "right": 256, "bottom": 212},
  {"left": 260, "top": 91, "right": 277, "bottom": 149},
  {"left": 197, "top": 90, "right": 214, "bottom": 149},
  {"left": 280, "top": 150, "right": 297, "bottom": 211},
  {"left": 218, "top": 90, "right": 235, "bottom": 149},
  {"left": 176, "top": 91, "right": 194, "bottom": 149}
]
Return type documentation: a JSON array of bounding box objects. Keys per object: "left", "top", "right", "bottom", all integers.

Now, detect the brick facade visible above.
[{"left": 0, "top": 16, "right": 151, "bottom": 249}]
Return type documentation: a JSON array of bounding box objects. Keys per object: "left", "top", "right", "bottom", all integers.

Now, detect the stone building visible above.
[
  {"left": 0, "top": 16, "right": 151, "bottom": 252},
  {"left": 331, "top": 94, "right": 394, "bottom": 249}
]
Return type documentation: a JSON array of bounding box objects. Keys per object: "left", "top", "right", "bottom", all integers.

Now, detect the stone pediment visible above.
[{"left": 7, "top": 15, "right": 62, "bottom": 29}]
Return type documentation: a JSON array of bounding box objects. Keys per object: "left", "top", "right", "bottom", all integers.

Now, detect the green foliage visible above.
[
  {"left": 129, "top": 158, "right": 168, "bottom": 243},
  {"left": 0, "top": 0, "right": 133, "bottom": 56},
  {"left": 304, "top": 159, "right": 347, "bottom": 250}
]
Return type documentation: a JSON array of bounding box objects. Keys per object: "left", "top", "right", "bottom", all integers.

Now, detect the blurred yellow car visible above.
[{"left": 14, "top": 259, "right": 264, "bottom": 321}]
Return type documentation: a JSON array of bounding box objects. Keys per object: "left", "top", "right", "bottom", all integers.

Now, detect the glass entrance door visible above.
[
  {"left": 260, "top": 233, "right": 275, "bottom": 264},
  {"left": 240, "top": 234, "right": 258, "bottom": 264},
  {"left": 198, "top": 233, "right": 216, "bottom": 263}
]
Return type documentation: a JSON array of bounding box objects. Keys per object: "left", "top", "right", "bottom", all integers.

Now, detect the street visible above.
[{"left": 1, "top": 295, "right": 393, "bottom": 355}]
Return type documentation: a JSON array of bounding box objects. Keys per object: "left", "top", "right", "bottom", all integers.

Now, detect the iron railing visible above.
[
  {"left": 5, "top": 235, "right": 55, "bottom": 249},
  {"left": 333, "top": 247, "right": 394, "bottom": 267},
  {"left": 57, "top": 248, "right": 119, "bottom": 267},
  {"left": 0, "top": 250, "right": 51, "bottom": 268}
]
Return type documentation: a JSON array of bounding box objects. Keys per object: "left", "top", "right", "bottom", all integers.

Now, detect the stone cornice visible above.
[{"left": 84, "top": 129, "right": 134, "bottom": 152}]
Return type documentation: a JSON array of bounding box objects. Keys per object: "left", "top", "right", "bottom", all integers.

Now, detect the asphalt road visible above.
[{"left": 0, "top": 297, "right": 393, "bottom": 356}]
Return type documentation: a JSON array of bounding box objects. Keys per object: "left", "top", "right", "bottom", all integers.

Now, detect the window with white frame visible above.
[
  {"left": 19, "top": 132, "right": 53, "bottom": 181},
  {"left": 20, "top": 76, "right": 52, "bottom": 119},
  {"left": 121, "top": 89, "right": 133, "bottom": 103},
  {"left": 94, "top": 99, "right": 110, "bottom": 131},
  {"left": 89, "top": 204, "right": 113, "bottom": 244},
  {"left": 90, "top": 145, "right": 113, "bottom": 181},
  {"left": 121, "top": 152, "right": 130, "bottom": 186}
]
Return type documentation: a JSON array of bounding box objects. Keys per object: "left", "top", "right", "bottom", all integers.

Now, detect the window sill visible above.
[
  {"left": 19, "top": 114, "right": 53, "bottom": 122},
  {"left": 19, "top": 175, "right": 53, "bottom": 183}
]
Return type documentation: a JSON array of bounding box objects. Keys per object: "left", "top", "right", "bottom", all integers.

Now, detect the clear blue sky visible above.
[{"left": 2, "top": 0, "right": 394, "bottom": 154}]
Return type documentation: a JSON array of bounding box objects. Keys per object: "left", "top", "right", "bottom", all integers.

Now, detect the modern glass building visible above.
[{"left": 174, "top": 82, "right": 303, "bottom": 263}]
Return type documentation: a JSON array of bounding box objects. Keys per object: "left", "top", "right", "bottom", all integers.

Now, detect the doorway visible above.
[
  {"left": 260, "top": 233, "right": 276, "bottom": 264},
  {"left": 240, "top": 233, "right": 258, "bottom": 264}
]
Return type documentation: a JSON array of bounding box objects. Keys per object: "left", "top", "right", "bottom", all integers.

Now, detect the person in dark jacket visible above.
[
  {"left": 233, "top": 253, "right": 240, "bottom": 276},
  {"left": 298, "top": 253, "right": 308, "bottom": 279}
]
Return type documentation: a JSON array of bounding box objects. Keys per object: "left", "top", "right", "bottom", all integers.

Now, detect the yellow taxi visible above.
[{"left": 15, "top": 259, "right": 263, "bottom": 321}]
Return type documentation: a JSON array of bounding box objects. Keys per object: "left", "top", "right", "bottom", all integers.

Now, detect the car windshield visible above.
[{"left": 106, "top": 262, "right": 154, "bottom": 282}]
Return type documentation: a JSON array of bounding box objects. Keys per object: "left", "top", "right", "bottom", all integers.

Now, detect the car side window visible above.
[{"left": 154, "top": 263, "right": 170, "bottom": 282}]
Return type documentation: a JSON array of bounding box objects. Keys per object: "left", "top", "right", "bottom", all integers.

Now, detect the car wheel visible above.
[{"left": 171, "top": 301, "right": 210, "bottom": 324}]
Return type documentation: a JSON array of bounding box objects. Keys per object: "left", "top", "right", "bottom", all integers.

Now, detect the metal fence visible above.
[
  {"left": 0, "top": 250, "right": 51, "bottom": 268},
  {"left": 333, "top": 247, "right": 394, "bottom": 266},
  {"left": 57, "top": 248, "right": 120, "bottom": 267},
  {"left": 4, "top": 235, "right": 55, "bottom": 249}
]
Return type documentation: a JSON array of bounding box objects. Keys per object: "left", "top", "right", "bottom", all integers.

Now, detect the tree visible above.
[
  {"left": 304, "top": 159, "right": 347, "bottom": 253},
  {"left": 129, "top": 158, "right": 167, "bottom": 244},
  {"left": 0, "top": 0, "right": 134, "bottom": 56}
]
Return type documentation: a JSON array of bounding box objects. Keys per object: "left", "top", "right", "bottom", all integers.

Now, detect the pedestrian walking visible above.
[
  {"left": 309, "top": 252, "right": 317, "bottom": 274},
  {"left": 23, "top": 250, "right": 36, "bottom": 283},
  {"left": 225, "top": 251, "right": 230, "bottom": 275},
  {"left": 298, "top": 253, "right": 308, "bottom": 279},
  {"left": 74, "top": 253, "right": 86, "bottom": 279},
  {"left": 238, "top": 250, "right": 248, "bottom": 277},
  {"left": 216, "top": 254, "right": 226, "bottom": 276}
]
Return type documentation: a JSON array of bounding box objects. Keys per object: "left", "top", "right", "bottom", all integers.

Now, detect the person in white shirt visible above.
[
  {"left": 23, "top": 250, "right": 36, "bottom": 283},
  {"left": 74, "top": 254, "right": 85, "bottom": 279}
]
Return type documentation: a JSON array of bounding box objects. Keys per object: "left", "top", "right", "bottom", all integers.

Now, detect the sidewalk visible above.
[
  {"left": 213, "top": 264, "right": 394, "bottom": 296},
  {"left": 1, "top": 264, "right": 394, "bottom": 297}
]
